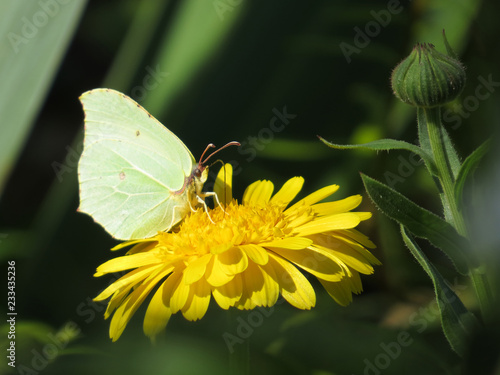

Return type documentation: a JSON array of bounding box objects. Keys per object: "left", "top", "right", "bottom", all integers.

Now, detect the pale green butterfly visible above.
[{"left": 78, "top": 88, "right": 239, "bottom": 240}]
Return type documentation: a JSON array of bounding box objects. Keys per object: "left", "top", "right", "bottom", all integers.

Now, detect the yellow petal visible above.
[
  {"left": 110, "top": 238, "right": 156, "bottom": 251},
  {"left": 243, "top": 262, "right": 279, "bottom": 307},
  {"left": 94, "top": 264, "right": 165, "bottom": 301},
  {"left": 236, "top": 294, "right": 256, "bottom": 310},
  {"left": 318, "top": 278, "right": 352, "bottom": 307},
  {"left": 95, "top": 252, "right": 161, "bottom": 275},
  {"left": 170, "top": 272, "right": 190, "bottom": 313},
  {"left": 210, "top": 242, "right": 233, "bottom": 255},
  {"left": 218, "top": 246, "right": 248, "bottom": 275},
  {"left": 329, "top": 233, "right": 381, "bottom": 266},
  {"left": 181, "top": 279, "right": 211, "bottom": 321},
  {"left": 127, "top": 240, "right": 159, "bottom": 254},
  {"left": 184, "top": 254, "right": 212, "bottom": 284},
  {"left": 239, "top": 262, "right": 265, "bottom": 306},
  {"left": 214, "top": 163, "right": 233, "bottom": 205},
  {"left": 294, "top": 213, "right": 360, "bottom": 236},
  {"left": 143, "top": 279, "right": 173, "bottom": 340},
  {"left": 313, "top": 237, "right": 375, "bottom": 274},
  {"left": 267, "top": 253, "right": 316, "bottom": 309},
  {"left": 109, "top": 297, "right": 129, "bottom": 341},
  {"left": 205, "top": 255, "right": 235, "bottom": 286},
  {"left": 354, "top": 212, "right": 372, "bottom": 221},
  {"left": 271, "top": 247, "right": 344, "bottom": 282},
  {"left": 270, "top": 177, "right": 304, "bottom": 206},
  {"left": 287, "top": 184, "right": 339, "bottom": 212},
  {"left": 336, "top": 229, "right": 377, "bottom": 249},
  {"left": 108, "top": 269, "right": 167, "bottom": 341},
  {"left": 347, "top": 271, "right": 363, "bottom": 294},
  {"left": 311, "top": 195, "right": 362, "bottom": 216},
  {"left": 213, "top": 274, "right": 243, "bottom": 309},
  {"left": 242, "top": 180, "right": 274, "bottom": 205},
  {"left": 261, "top": 237, "right": 313, "bottom": 250},
  {"left": 104, "top": 289, "right": 128, "bottom": 319},
  {"left": 260, "top": 264, "right": 279, "bottom": 306},
  {"left": 239, "top": 244, "right": 269, "bottom": 265},
  {"left": 286, "top": 212, "right": 315, "bottom": 229},
  {"left": 101, "top": 264, "right": 172, "bottom": 318}
]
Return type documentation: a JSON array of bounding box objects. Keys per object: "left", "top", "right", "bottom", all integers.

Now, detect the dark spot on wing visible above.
[
  {"left": 119, "top": 172, "right": 126, "bottom": 180},
  {"left": 136, "top": 130, "right": 140, "bottom": 136},
  {"left": 148, "top": 114, "right": 152, "bottom": 118}
]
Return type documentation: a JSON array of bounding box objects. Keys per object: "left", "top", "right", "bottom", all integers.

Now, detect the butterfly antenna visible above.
[
  {"left": 200, "top": 141, "right": 240, "bottom": 165},
  {"left": 199, "top": 143, "right": 216, "bottom": 165}
]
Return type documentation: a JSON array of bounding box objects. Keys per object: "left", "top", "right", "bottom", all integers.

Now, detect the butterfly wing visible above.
[{"left": 78, "top": 88, "right": 196, "bottom": 240}]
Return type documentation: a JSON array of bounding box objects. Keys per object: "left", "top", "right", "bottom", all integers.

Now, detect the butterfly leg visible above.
[
  {"left": 201, "top": 191, "right": 227, "bottom": 215},
  {"left": 195, "top": 195, "right": 215, "bottom": 224}
]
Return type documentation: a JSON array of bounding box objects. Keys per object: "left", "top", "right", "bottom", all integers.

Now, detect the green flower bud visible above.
[{"left": 391, "top": 42, "right": 466, "bottom": 108}]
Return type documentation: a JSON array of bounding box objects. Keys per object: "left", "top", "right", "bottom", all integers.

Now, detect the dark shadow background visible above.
[{"left": 1, "top": 0, "right": 499, "bottom": 374}]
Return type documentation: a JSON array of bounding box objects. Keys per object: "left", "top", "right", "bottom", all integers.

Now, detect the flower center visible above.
[{"left": 155, "top": 201, "right": 291, "bottom": 258}]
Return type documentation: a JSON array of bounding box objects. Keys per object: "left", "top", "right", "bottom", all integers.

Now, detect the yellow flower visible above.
[{"left": 94, "top": 164, "right": 380, "bottom": 341}]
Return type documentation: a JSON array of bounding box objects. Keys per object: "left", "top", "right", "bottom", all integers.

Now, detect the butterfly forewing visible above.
[{"left": 78, "top": 89, "right": 197, "bottom": 240}]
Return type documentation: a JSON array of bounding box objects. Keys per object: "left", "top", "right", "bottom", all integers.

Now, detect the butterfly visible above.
[{"left": 77, "top": 88, "right": 238, "bottom": 240}]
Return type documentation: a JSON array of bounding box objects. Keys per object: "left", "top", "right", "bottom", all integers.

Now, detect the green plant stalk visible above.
[
  {"left": 228, "top": 309, "right": 250, "bottom": 375},
  {"left": 424, "top": 107, "right": 467, "bottom": 235},
  {"left": 424, "top": 107, "right": 493, "bottom": 322}
]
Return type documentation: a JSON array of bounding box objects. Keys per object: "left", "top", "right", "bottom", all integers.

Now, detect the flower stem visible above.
[
  {"left": 424, "top": 107, "right": 467, "bottom": 235},
  {"left": 469, "top": 265, "right": 494, "bottom": 323},
  {"left": 424, "top": 107, "right": 493, "bottom": 322},
  {"left": 228, "top": 309, "right": 250, "bottom": 375}
]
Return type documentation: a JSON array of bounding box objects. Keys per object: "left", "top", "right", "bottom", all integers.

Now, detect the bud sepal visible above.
[{"left": 391, "top": 42, "right": 466, "bottom": 108}]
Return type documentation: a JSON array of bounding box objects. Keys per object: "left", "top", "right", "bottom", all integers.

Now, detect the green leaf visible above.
[
  {"left": 142, "top": 0, "right": 244, "bottom": 118},
  {"left": 361, "top": 174, "right": 470, "bottom": 274},
  {"left": 401, "top": 225, "right": 479, "bottom": 356},
  {"left": 318, "top": 136, "right": 438, "bottom": 174},
  {"left": 454, "top": 139, "right": 491, "bottom": 210},
  {"left": 0, "top": 0, "right": 87, "bottom": 196},
  {"left": 103, "top": 0, "right": 171, "bottom": 91}
]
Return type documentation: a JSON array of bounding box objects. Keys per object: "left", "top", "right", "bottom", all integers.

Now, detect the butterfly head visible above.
[
  {"left": 192, "top": 141, "right": 240, "bottom": 196},
  {"left": 192, "top": 164, "right": 209, "bottom": 195}
]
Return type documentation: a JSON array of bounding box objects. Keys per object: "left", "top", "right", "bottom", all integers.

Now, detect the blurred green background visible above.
[{"left": 1, "top": 0, "right": 499, "bottom": 374}]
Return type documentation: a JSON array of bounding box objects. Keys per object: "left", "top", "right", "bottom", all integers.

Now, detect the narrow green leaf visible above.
[
  {"left": 25, "top": 1, "right": 163, "bottom": 259},
  {"left": 454, "top": 139, "right": 491, "bottom": 209},
  {"left": 361, "top": 174, "right": 470, "bottom": 274},
  {"left": 103, "top": 0, "right": 171, "bottom": 92},
  {"left": 318, "top": 136, "right": 438, "bottom": 175},
  {"left": 401, "top": 226, "right": 479, "bottom": 356},
  {"left": 143, "top": 0, "right": 244, "bottom": 118},
  {"left": 0, "top": 0, "right": 87, "bottom": 196}
]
